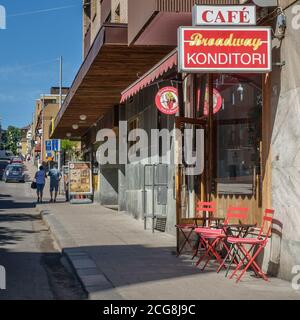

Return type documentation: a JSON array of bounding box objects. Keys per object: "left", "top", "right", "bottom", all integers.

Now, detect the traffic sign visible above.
[
  {"left": 52, "top": 139, "right": 60, "bottom": 152},
  {"left": 45, "top": 140, "right": 52, "bottom": 152}
]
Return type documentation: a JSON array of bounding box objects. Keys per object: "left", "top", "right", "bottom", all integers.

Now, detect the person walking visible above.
[
  {"left": 48, "top": 164, "right": 62, "bottom": 203},
  {"left": 34, "top": 165, "right": 47, "bottom": 203}
]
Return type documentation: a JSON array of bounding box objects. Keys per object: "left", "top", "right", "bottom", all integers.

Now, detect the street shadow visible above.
[
  {"left": 0, "top": 250, "right": 86, "bottom": 300},
  {"left": 0, "top": 225, "right": 36, "bottom": 247},
  {"left": 0, "top": 244, "right": 296, "bottom": 300},
  {"left": 55, "top": 242, "right": 290, "bottom": 300},
  {"left": 0, "top": 200, "right": 35, "bottom": 210},
  {"left": 0, "top": 213, "right": 40, "bottom": 223},
  {"left": 65, "top": 244, "right": 225, "bottom": 290},
  {"left": 0, "top": 194, "right": 12, "bottom": 198},
  {"left": 0, "top": 211, "right": 41, "bottom": 248}
]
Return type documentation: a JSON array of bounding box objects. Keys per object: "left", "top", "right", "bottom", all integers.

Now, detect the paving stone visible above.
[
  {"left": 71, "top": 258, "right": 97, "bottom": 269},
  {"left": 76, "top": 268, "right": 101, "bottom": 277},
  {"left": 81, "top": 275, "right": 111, "bottom": 287},
  {"left": 88, "top": 288, "right": 124, "bottom": 301}
]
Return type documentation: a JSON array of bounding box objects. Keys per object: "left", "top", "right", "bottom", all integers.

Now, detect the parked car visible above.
[
  {"left": 0, "top": 159, "right": 10, "bottom": 180},
  {"left": 3, "top": 164, "right": 25, "bottom": 183},
  {"left": 11, "top": 157, "right": 23, "bottom": 164},
  {"left": 0, "top": 150, "right": 14, "bottom": 161}
]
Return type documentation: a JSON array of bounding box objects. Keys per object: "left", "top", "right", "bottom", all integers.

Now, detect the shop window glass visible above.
[{"left": 212, "top": 74, "right": 262, "bottom": 195}]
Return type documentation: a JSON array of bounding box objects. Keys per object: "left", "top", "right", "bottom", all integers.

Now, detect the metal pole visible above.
[
  {"left": 59, "top": 56, "right": 63, "bottom": 110},
  {"left": 58, "top": 56, "right": 63, "bottom": 173},
  {"left": 41, "top": 94, "right": 45, "bottom": 166},
  {"left": 143, "top": 166, "right": 146, "bottom": 230},
  {"left": 152, "top": 165, "right": 155, "bottom": 233},
  {"left": 208, "top": 74, "right": 214, "bottom": 201}
]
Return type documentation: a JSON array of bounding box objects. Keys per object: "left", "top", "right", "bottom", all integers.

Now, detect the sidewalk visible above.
[
  {"left": 36, "top": 201, "right": 300, "bottom": 300},
  {"left": 27, "top": 163, "right": 300, "bottom": 300}
]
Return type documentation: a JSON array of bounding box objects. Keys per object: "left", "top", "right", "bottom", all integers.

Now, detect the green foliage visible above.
[
  {"left": 0, "top": 130, "right": 7, "bottom": 150},
  {"left": 61, "top": 139, "right": 78, "bottom": 151},
  {"left": 2, "top": 126, "right": 21, "bottom": 155},
  {"left": 61, "top": 140, "right": 82, "bottom": 162}
]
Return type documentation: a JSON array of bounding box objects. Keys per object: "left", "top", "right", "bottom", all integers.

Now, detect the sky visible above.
[{"left": 0, "top": 0, "right": 82, "bottom": 129}]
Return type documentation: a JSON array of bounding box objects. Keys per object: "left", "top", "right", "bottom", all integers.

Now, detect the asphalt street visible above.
[{"left": 0, "top": 167, "right": 85, "bottom": 300}]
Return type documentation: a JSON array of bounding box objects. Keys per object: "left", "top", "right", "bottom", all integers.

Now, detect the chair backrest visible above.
[
  {"left": 224, "top": 206, "right": 249, "bottom": 225},
  {"left": 258, "top": 209, "right": 275, "bottom": 240},
  {"left": 195, "top": 201, "right": 216, "bottom": 218}
]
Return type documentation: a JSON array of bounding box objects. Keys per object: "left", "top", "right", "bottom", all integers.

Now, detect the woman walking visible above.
[{"left": 35, "top": 165, "right": 47, "bottom": 203}]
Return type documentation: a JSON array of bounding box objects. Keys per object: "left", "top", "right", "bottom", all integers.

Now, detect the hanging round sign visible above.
[
  {"left": 200, "top": 88, "right": 223, "bottom": 116},
  {"left": 155, "top": 86, "right": 179, "bottom": 115}
]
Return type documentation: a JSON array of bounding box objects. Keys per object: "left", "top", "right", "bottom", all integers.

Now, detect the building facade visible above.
[
  {"left": 269, "top": 0, "right": 300, "bottom": 280},
  {"left": 51, "top": 0, "right": 300, "bottom": 281},
  {"left": 32, "top": 88, "right": 68, "bottom": 165}
]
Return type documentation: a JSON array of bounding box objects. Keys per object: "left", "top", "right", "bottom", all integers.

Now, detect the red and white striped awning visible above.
[{"left": 120, "top": 49, "right": 177, "bottom": 103}]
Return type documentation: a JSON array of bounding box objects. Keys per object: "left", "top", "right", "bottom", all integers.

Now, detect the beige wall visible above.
[
  {"left": 279, "top": 0, "right": 298, "bottom": 8},
  {"left": 111, "top": 0, "right": 128, "bottom": 23},
  {"left": 91, "top": 0, "right": 101, "bottom": 46},
  {"left": 268, "top": 0, "right": 300, "bottom": 280},
  {"left": 83, "top": 0, "right": 128, "bottom": 58},
  {"left": 32, "top": 96, "right": 60, "bottom": 160},
  {"left": 43, "top": 103, "right": 60, "bottom": 142},
  {"left": 21, "top": 140, "right": 27, "bottom": 157}
]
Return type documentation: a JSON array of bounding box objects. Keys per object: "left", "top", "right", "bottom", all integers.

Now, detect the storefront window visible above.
[{"left": 212, "top": 74, "right": 262, "bottom": 195}]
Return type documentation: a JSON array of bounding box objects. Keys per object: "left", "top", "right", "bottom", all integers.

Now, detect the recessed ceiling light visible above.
[{"left": 80, "top": 115, "right": 87, "bottom": 121}]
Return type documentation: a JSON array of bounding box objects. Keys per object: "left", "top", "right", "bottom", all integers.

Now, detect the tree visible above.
[
  {"left": 0, "top": 130, "right": 7, "bottom": 150},
  {"left": 61, "top": 140, "right": 82, "bottom": 163},
  {"left": 4, "top": 126, "right": 21, "bottom": 155}
]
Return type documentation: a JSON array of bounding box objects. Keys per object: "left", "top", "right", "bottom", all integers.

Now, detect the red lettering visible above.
[
  {"left": 202, "top": 10, "right": 213, "bottom": 23},
  {"left": 240, "top": 10, "right": 250, "bottom": 23},
  {"left": 215, "top": 11, "right": 225, "bottom": 23},
  {"left": 228, "top": 10, "right": 238, "bottom": 23}
]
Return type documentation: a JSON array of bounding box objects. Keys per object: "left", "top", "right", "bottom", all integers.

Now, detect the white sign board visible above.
[
  {"left": 192, "top": 5, "right": 256, "bottom": 26},
  {"left": 69, "top": 162, "right": 93, "bottom": 195}
]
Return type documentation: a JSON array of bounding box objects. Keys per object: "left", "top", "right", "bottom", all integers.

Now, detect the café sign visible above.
[
  {"left": 192, "top": 5, "right": 256, "bottom": 26},
  {"left": 178, "top": 27, "right": 272, "bottom": 73},
  {"left": 155, "top": 87, "right": 179, "bottom": 115}
]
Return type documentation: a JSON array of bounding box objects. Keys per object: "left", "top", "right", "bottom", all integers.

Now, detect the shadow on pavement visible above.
[
  {"left": 0, "top": 225, "right": 36, "bottom": 247},
  {"left": 0, "top": 197, "right": 36, "bottom": 210},
  {"left": 0, "top": 250, "right": 86, "bottom": 300},
  {"left": 0, "top": 194, "right": 12, "bottom": 198}
]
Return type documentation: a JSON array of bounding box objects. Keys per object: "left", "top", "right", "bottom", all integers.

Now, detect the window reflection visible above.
[{"left": 212, "top": 74, "right": 262, "bottom": 195}]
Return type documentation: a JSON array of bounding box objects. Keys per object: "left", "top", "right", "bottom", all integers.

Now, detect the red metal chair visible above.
[
  {"left": 195, "top": 201, "right": 217, "bottom": 226},
  {"left": 175, "top": 201, "right": 216, "bottom": 256},
  {"left": 227, "top": 209, "right": 275, "bottom": 283},
  {"left": 194, "top": 206, "right": 249, "bottom": 272}
]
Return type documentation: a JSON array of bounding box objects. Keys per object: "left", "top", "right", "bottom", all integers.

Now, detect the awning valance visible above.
[{"left": 120, "top": 49, "right": 177, "bottom": 103}]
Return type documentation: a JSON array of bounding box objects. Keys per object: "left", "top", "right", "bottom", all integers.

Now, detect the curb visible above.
[{"left": 40, "top": 209, "right": 123, "bottom": 300}]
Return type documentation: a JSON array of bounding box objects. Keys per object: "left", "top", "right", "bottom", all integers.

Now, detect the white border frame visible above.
[
  {"left": 68, "top": 161, "right": 93, "bottom": 196},
  {"left": 192, "top": 5, "right": 257, "bottom": 26},
  {"left": 178, "top": 26, "right": 272, "bottom": 73}
]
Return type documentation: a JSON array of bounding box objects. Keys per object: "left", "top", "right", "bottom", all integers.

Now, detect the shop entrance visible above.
[
  {"left": 210, "top": 74, "right": 263, "bottom": 225},
  {"left": 175, "top": 116, "right": 207, "bottom": 228},
  {"left": 176, "top": 73, "right": 264, "bottom": 231}
]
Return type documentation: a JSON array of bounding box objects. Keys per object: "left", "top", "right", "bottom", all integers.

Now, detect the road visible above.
[{"left": 0, "top": 166, "right": 85, "bottom": 300}]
